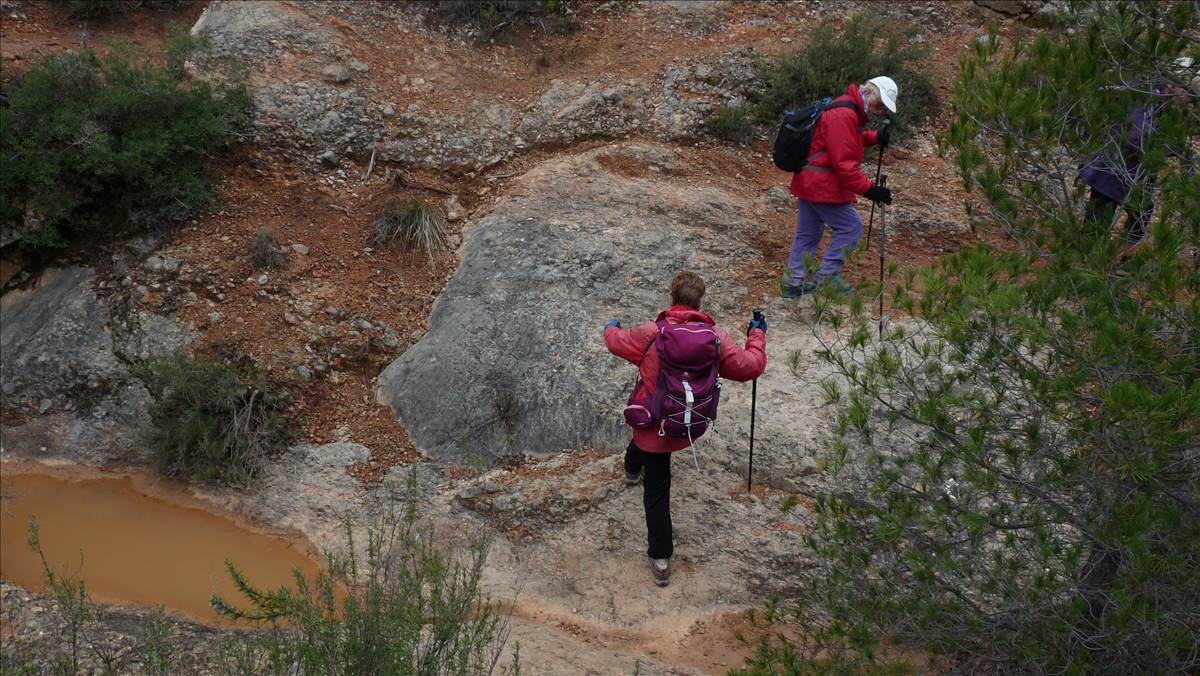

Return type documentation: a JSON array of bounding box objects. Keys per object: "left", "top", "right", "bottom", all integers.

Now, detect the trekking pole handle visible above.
[
  {"left": 752, "top": 307, "right": 764, "bottom": 322},
  {"left": 879, "top": 174, "right": 887, "bottom": 187}
]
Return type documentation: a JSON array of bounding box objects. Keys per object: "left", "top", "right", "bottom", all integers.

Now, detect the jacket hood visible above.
[
  {"left": 657, "top": 306, "right": 716, "bottom": 324},
  {"left": 843, "top": 83, "right": 869, "bottom": 124}
]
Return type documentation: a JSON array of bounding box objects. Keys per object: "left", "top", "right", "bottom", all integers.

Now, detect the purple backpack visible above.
[{"left": 623, "top": 320, "right": 722, "bottom": 440}]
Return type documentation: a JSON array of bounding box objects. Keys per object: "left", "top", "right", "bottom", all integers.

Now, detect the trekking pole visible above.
[
  {"left": 747, "top": 307, "right": 763, "bottom": 493},
  {"left": 865, "top": 120, "right": 889, "bottom": 248},
  {"left": 877, "top": 174, "right": 888, "bottom": 341}
]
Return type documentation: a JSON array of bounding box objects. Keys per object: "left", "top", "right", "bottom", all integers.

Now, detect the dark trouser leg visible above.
[
  {"left": 1081, "top": 545, "right": 1122, "bottom": 622},
  {"left": 624, "top": 440, "right": 642, "bottom": 476},
  {"left": 641, "top": 449, "right": 673, "bottom": 559},
  {"left": 1085, "top": 188, "right": 1118, "bottom": 227},
  {"left": 1123, "top": 199, "right": 1154, "bottom": 246}
]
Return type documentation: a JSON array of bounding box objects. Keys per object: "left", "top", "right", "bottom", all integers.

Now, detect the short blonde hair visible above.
[{"left": 670, "top": 270, "right": 706, "bottom": 309}]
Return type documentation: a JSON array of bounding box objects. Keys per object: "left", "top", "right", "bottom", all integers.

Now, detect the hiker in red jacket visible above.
[
  {"left": 603, "top": 270, "right": 767, "bottom": 586},
  {"left": 784, "top": 76, "right": 898, "bottom": 297}
]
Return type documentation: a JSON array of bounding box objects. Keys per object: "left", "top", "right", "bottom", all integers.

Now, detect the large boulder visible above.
[
  {"left": 379, "top": 142, "right": 840, "bottom": 493},
  {"left": 0, "top": 267, "right": 193, "bottom": 464},
  {"left": 379, "top": 143, "right": 752, "bottom": 462},
  {"left": 1, "top": 268, "right": 127, "bottom": 409}
]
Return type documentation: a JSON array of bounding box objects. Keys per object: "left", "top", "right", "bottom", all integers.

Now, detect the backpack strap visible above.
[{"left": 801, "top": 101, "right": 862, "bottom": 171}]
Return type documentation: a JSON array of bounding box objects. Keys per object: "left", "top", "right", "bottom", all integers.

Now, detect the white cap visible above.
[{"left": 868, "top": 76, "right": 899, "bottom": 113}]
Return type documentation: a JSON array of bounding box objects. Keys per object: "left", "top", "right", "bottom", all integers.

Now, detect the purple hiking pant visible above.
[{"left": 787, "top": 199, "right": 864, "bottom": 284}]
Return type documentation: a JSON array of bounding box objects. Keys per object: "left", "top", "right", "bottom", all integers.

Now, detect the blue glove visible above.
[
  {"left": 603, "top": 320, "right": 621, "bottom": 336},
  {"left": 748, "top": 315, "right": 768, "bottom": 334}
]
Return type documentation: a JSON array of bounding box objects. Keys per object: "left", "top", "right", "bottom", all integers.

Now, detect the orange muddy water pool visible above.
[{"left": 0, "top": 463, "right": 323, "bottom": 625}]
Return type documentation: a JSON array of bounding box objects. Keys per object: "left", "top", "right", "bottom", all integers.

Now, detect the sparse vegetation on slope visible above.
[
  {"left": 140, "top": 351, "right": 294, "bottom": 484},
  {"left": 372, "top": 196, "right": 450, "bottom": 258},
  {"left": 214, "top": 472, "right": 513, "bottom": 676}
]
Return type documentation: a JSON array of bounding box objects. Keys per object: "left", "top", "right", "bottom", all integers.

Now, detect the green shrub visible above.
[
  {"left": 435, "top": 0, "right": 575, "bottom": 42},
  {"left": 708, "top": 103, "right": 756, "bottom": 144},
  {"left": 372, "top": 196, "right": 450, "bottom": 258},
  {"left": 751, "top": 13, "right": 936, "bottom": 137},
  {"left": 214, "top": 471, "right": 513, "bottom": 675},
  {"left": 64, "top": 0, "right": 183, "bottom": 19},
  {"left": 140, "top": 352, "right": 293, "bottom": 484},
  {"left": 0, "top": 34, "right": 250, "bottom": 250}
]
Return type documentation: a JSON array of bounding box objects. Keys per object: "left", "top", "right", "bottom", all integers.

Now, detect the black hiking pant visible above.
[
  {"left": 1085, "top": 186, "right": 1154, "bottom": 246},
  {"left": 624, "top": 441, "right": 673, "bottom": 560}
]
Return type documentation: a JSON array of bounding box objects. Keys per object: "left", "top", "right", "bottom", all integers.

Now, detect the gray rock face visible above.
[
  {"left": 380, "top": 143, "right": 767, "bottom": 464},
  {"left": 0, "top": 267, "right": 193, "bottom": 463},
  {"left": 188, "top": 1, "right": 763, "bottom": 171},
  {"left": 1, "top": 268, "right": 127, "bottom": 408}
]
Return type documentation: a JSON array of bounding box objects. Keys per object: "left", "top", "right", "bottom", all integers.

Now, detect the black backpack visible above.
[{"left": 771, "top": 98, "right": 857, "bottom": 172}]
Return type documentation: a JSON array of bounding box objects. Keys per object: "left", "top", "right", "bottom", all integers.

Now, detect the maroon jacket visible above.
[
  {"left": 605, "top": 306, "right": 766, "bottom": 453},
  {"left": 790, "top": 83, "right": 881, "bottom": 203}
]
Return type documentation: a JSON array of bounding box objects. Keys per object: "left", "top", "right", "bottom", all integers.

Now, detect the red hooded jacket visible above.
[
  {"left": 604, "top": 306, "right": 766, "bottom": 453},
  {"left": 789, "top": 83, "right": 881, "bottom": 204}
]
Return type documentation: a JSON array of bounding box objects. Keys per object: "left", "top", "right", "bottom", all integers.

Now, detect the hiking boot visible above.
[
  {"left": 818, "top": 275, "right": 854, "bottom": 295},
  {"left": 650, "top": 557, "right": 671, "bottom": 587},
  {"left": 782, "top": 280, "right": 817, "bottom": 298},
  {"left": 624, "top": 469, "right": 642, "bottom": 486}
]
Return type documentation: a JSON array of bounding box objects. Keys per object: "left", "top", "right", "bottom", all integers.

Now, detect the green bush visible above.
[
  {"left": 214, "top": 472, "right": 513, "bottom": 675},
  {"left": 140, "top": 352, "right": 293, "bottom": 484},
  {"left": 0, "top": 34, "right": 250, "bottom": 250},
  {"left": 751, "top": 13, "right": 935, "bottom": 137},
  {"left": 435, "top": 0, "right": 576, "bottom": 43},
  {"left": 64, "top": 0, "right": 184, "bottom": 19},
  {"left": 707, "top": 103, "right": 756, "bottom": 144}
]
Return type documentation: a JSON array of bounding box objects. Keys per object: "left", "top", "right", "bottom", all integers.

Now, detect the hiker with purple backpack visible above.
[{"left": 603, "top": 270, "right": 767, "bottom": 587}]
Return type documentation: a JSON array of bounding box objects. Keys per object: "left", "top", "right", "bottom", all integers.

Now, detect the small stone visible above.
[
  {"left": 284, "top": 312, "right": 300, "bottom": 325},
  {"left": 208, "top": 311, "right": 222, "bottom": 323},
  {"left": 349, "top": 59, "right": 369, "bottom": 73},
  {"left": 445, "top": 194, "right": 464, "bottom": 222},
  {"left": 257, "top": 274, "right": 269, "bottom": 285},
  {"left": 291, "top": 243, "right": 310, "bottom": 255},
  {"left": 325, "top": 306, "right": 342, "bottom": 318},
  {"left": 144, "top": 255, "right": 180, "bottom": 274},
  {"left": 381, "top": 103, "right": 396, "bottom": 118},
  {"left": 780, "top": 36, "right": 792, "bottom": 43},
  {"left": 295, "top": 365, "right": 312, "bottom": 381},
  {"left": 38, "top": 399, "right": 53, "bottom": 413},
  {"left": 318, "top": 150, "right": 338, "bottom": 167},
  {"left": 321, "top": 63, "right": 352, "bottom": 83}
]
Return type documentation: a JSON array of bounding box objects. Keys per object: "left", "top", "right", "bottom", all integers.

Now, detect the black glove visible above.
[
  {"left": 877, "top": 124, "right": 891, "bottom": 149},
  {"left": 864, "top": 184, "right": 892, "bottom": 205},
  {"left": 748, "top": 314, "right": 768, "bottom": 334}
]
